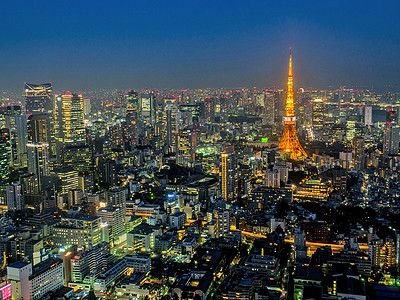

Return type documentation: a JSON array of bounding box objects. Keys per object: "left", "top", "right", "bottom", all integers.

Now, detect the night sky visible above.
[{"left": 1, "top": 0, "right": 400, "bottom": 92}]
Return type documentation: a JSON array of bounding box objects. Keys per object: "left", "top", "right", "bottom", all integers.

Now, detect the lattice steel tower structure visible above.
[{"left": 279, "top": 49, "right": 307, "bottom": 160}]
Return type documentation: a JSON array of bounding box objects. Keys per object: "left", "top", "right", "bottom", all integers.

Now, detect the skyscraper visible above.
[
  {"left": 383, "top": 124, "right": 400, "bottom": 156},
  {"left": 312, "top": 99, "right": 324, "bottom": 128},
  {"left": 352, "top": 137, "right": 365, "bottom": 171},
  {"left": 15, "top": 114, "right": 28, "bottom": 168},
  {"left": 26, "top": 142, "right": 50, "bottom": 190},
  {"left": 220, "top": 152, "right": 238, "bottom": 202},
  {"left": 54, "top": 94, "right": 86, "bottom": 160},
  {"left": 278, "top": 49, "right": 307, "bottom": 160},
  {"left": 25, "top": 82, "right": 53, "bottom": 114},
  {"left": 0, "top": 129, "right": 11, "bottom": 205},
  {"left": 125, "top": 90, "right": 139, "bottom": 147},
  {"left": 27, "top": 113, "right": 53, "bottom": 156},
  {"left": 364, "top": 106, "right": 372, "bottom": 126},
  {"left": 140, "top": 93, "right": 154, "bottom": 126},
  {"left": 176, "top": 130, "right": 196, "bottom": 167}
]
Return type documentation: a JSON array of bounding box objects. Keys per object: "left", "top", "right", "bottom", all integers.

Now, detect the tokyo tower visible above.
[{"left": 278, "top": 49, "right": 307, "bottom": 160}]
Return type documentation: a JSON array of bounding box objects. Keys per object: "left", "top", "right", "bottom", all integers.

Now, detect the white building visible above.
[
  {"left": 8, "top": 258, "right": 63, "bottom": 300},
  {"left": 6, "top": 182, "right": 24, "bottom": 211},
  {"left": 364, "top": 106, "right": 372, "bottom": 126}
]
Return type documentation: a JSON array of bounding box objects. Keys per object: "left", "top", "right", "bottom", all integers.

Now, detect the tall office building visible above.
[
  {"left": 125, "top": 90, "right": 139, "bottom": 146},
  {"left": 220, "top": 152, "right": 238, "bottom": 202},
  {"left": 15, "top": 114, "right": 28, "bottom": 167},
  {"left": 27, "top": 113, "right": 53, "bottom": 156},
  {"left": 52, "top": 166, "right": 79, "bottom": 196},
  {"left": 312, "top": 99, "right": 324, "bottom": 128},
  {"left": 140, "top": 93, "right": 154, "bottom": 126},
  {"left": 0, "top": 129, "right": 11, "bottom": 205},
  {"left": 54, "top": 94, "right": 86, "bottom": 158},
  {"left": 165, "top": 98, "right": 178, "bottom": 149},
  {"left": 26, "top": 142, "right": 49, "bottom": 190},
  {"left": 25, "top": 82, "right": 53, "bottom": 114},
  {"left": 0, "top": 129, "right": 10, "bottom": 187},
  {"left": 6, "top": 182, "right": 24, "bottom": 211},
  {"left": 364, "top": 106, "right": 372, "bottom": 126},
  {"left": 176, "top": 130, "right": 196, "bottom": 166},
  {"left": 62, "top": 144, "right": 92, "bottom": 173},
  {"left": 352, "top": 137, "right": 365, "bottom": 171},
  {"left": 383, "top": 124, "right": 400, "bottom": 156}
]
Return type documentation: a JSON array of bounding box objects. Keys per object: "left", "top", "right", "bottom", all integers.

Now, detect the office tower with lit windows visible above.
[
  {"left": 15, "top": 114, "right": 28, "bottom": 168},
  {"left": 52, "top": 166, "right": 79, "bottom": 196},
  {"left": 27, "top": 142, "right": 49, "bottom": 190},
  {"left": 176, "top": 130, "right": 197, "bottom": 167},
  {"left": 383, "top": 124, "right": 400, "bottom": 156},
  {"left": 97, "top": 206, "right": 125, "bottom": 245},
  {"left": 312, "top": 99, "right": 324, "bottom": 128},
  {"left": 25, "top": 82, "right": 53, "bottom": 114},
  {"left": 53, "top": 214, "right": 102, "bottom": 248},
  {"left": 6, "top": 181, "right": 24, "bottom": 211},
  {"left": 0, "top": 129, "right": 11, "bottom": 206},
  {"left": 165, "top": 98, "right": 178, "bottom": 149},
  {"left": 140, "top": 93, "right": 155, "bottom": 126},
  {"left": 54, "top": 94, "right": 86, "bottom": 160},
  {"left": 125, "top": 90, "right": 139, "bottom": 146},
  {"left": 279, "top": 49, "right": 307, "bottom": 160},
  {"left": 62, "top": 144, "right": 93, "bottom": 173},
  {"left": 220, "top": 152, "right": 238, "bottom": 203},
  {"left": 27, "top": 113, "right": 53, "bottom": 156},
  {"left": 0, "top": 129, "right": 10, "bottom": 186}
]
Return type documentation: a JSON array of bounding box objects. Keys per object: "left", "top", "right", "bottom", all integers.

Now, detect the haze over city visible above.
[{"left": 1, "top": 0, "right": 400, "bottom": 92}]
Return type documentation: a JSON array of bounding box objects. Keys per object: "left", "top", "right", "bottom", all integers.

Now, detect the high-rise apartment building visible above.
[
  {"left": 6, "top": 182, "right": 24, "bottom": 211},
  {"left": 220, "top": 152, "right": 238, "bottom": 202},
  {"left": 69, "top": 242, "right": 111, "bottom": 284}
]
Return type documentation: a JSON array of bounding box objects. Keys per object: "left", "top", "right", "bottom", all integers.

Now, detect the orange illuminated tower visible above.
[{"left": 279, "top": 49, "right": 307, "bottom": 160}]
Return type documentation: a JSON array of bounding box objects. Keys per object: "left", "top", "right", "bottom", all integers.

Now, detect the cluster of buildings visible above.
[{"left": 0, "top": 53, "right": 399, "bottom": 299}]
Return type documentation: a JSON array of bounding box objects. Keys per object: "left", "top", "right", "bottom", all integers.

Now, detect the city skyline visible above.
[{"left": 1, "top": 1, "right": 400, "bottom": 92}]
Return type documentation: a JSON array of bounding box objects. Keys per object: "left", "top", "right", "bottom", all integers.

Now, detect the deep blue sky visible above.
[{"left": 1, "top": 0, "right": 400, "bottom": 92}]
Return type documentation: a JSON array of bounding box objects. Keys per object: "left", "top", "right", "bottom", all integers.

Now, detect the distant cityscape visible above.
[{"left": 0, "top": 51, "right": 399, "bottom": 300}]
